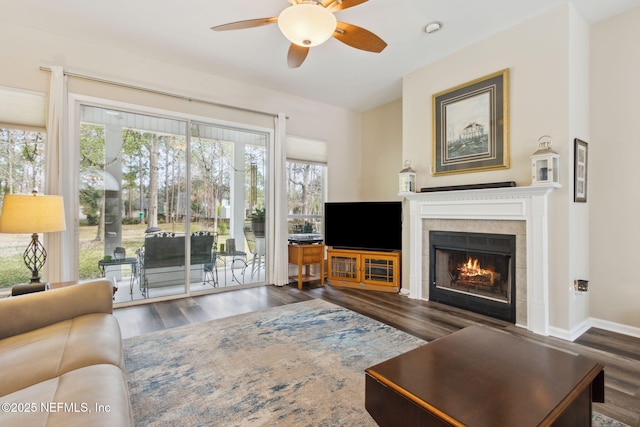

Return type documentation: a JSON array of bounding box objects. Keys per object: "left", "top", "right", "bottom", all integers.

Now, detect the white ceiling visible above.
[{"left": 3, "top": 0, "right": 640, "bottom": 111}]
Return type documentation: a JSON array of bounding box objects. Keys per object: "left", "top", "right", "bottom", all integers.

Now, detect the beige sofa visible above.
[{"left": 0, "top": 280, "right": 133, "bottom": 426}]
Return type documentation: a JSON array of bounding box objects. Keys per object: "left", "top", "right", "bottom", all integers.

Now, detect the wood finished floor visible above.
[{"left": 113, "top": 283, "right": 640, "bottom": 426}]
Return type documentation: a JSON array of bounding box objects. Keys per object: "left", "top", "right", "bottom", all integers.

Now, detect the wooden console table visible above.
[
  {"left": 288, "top": 243, "right": 325, "bottom": 289},
  {"left": 365, "top": 325, "right": 604, "bottom": 426}
]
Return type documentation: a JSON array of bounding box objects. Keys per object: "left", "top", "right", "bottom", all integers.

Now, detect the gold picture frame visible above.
[{"left": 432, "top": 69, "right": 510, "bottom": 176}]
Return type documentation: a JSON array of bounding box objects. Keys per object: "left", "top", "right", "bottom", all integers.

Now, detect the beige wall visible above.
[
  {"left": 0, "top": 21, "right": 363, "bottom": 204},
  {"left": 358, "top": 5, "right": 640, "bottom": 335},
  {"left": 3, "top": 5, "right": 639, "bottom": 334},
  {"left": 566, "top": 7, "right": 591, "bottom": 334},
  {"left": 400, "top": 5, "right": 594, "bottom": 337},
  {"left": 361, "top": 99, "right": 403, "bottom": 201},
  {"left": 590, "top": 7, "right": 640, "bottom": 331}
]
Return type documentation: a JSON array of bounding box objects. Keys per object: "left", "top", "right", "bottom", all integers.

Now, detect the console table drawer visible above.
[{"left": 301, "top": 246, "right": 323, "bottom": 262}]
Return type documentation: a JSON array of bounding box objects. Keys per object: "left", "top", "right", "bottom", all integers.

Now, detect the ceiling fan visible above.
[{"left": 211, "top": 0, "right": 387, "bottom": 68}]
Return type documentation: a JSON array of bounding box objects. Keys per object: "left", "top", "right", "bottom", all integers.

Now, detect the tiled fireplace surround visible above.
[{"left": 405, "top": 185, "right": 557, "bottom": 336}]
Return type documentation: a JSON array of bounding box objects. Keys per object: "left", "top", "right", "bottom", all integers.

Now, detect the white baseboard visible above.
[
  {"left": 589, "top": 317, "right": 640, "bottom": 339},
  {"left": 549, "top": 318, "right": 591, "bottom": 342},
  {"left": 550, "top": 317, "right": 640, "bottom": 341}
]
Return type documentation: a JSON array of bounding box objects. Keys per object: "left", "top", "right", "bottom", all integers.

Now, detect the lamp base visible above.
[{"left": 23, "top": 232, "right": 47, "bottom": 284}]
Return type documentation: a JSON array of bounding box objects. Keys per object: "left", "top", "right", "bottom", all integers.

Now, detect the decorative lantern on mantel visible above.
[
  {"left": 531, "top": 135, "right": 561, "bottom": 187},
  {"left": 398, "top": 160, "right": 417, "bottom": 194}
]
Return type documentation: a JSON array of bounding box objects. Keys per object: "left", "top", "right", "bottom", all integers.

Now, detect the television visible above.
[{"left": 324, "top": 201, "right": 402, "bottom": 251}]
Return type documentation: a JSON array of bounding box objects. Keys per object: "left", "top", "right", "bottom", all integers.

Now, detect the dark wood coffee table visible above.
[{"left": 365, "top": 325, "right": 604, "bottom": 426}]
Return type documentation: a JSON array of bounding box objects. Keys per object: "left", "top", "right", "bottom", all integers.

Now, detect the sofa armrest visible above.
[{"left": 0, "top": 279, "right": 114, "bottom": 340}]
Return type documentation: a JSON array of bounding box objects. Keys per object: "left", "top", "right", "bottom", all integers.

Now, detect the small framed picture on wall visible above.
[{"left": 574, "top": 138, "right": 588, "bottom": 202}]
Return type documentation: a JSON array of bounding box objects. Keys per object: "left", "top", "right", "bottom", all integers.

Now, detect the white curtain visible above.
[
  {"left": 43, "top": 66, "right": 67, "bottom": 283},
  {"left": 269, "top": 113, "right": 289, "bottom": 286}
]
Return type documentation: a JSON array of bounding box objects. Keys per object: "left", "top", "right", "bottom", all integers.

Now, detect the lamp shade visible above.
[
  {"left": 278, "top": 4, "right": 337, "bottom": 47},
  {"left": 0, "top": 194, "right": 66, "bottom": 234}
]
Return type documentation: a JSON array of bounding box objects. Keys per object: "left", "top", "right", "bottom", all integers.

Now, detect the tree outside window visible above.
[
  {"left": 286, "top": 160, "right": 325, "bottom": 235},
  {"left": 0, "top": 128, "right": 46, "bottom": 287}
]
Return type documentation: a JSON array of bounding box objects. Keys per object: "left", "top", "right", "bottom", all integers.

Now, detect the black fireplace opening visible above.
[{"left": 429, "top": 230, "right": 516, "bottom": 323}]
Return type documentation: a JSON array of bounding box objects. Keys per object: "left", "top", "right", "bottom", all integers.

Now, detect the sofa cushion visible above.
[
  {"left": 1, "top": 364, "right": 133, "bottom": 427},
  {"left": 0, "top": 281, "right": 114, "bottom": 340},
  {"left": 0, "top": 313, "right": 123, "bottom": 396}
]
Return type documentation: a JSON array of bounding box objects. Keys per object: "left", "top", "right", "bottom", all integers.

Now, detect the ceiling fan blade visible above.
[
  {"left": 322, "top": 0, "right": 368, "bottom": 12},
  {"left": 211, "top": 17, "right": 277, "bottom": 31},
  {"left": 333, "top": 22, "right": 387, "bottom": 53},
  {"left": 287, "top": 44, "right": 309, "bottom": 68}
]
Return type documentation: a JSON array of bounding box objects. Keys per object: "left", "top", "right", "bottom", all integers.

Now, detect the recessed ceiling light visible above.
[{"left": 425, "top": 21, "right": 442, "bottom": 34}]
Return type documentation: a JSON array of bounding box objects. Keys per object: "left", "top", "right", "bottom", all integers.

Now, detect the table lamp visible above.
[{"left": 0, "top": 191, "right": 66, "bottom": 283}]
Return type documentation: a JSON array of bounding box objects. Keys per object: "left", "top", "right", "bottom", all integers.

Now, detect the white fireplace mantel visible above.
[{"left": 404, "top": 185, "right": 557, "bottom": 335}]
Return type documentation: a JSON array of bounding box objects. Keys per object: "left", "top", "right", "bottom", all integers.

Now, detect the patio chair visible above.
[{"left": 244, "top": 225, "right": 265, "bottom": 279}]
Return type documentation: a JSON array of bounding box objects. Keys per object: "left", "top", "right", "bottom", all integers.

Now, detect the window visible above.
[
  {"left": 286, "top": 160, "right": 326, "bottom": 235},
  {"left": 0, "top": 127, "right": 47, "bottom": 288},
  {"left": 0, "top": 86, "right": 47, "bottom": 289}
]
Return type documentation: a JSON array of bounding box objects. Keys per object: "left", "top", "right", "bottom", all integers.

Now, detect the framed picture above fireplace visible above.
[{"left": 432, "top": 69, "right": 510, "bottom": 176}]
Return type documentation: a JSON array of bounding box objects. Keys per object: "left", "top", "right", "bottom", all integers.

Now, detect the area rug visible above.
[{"left": 123, "top": 299, "right": 628, "bottom": 426}]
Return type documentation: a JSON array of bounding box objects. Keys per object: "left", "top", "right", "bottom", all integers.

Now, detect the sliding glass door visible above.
[
  {"left": 79, "top": 105, "right": 189, "bottom": 299},
  {"left": 77, "top": 103, "right": 268, "bottom": 303},
  {"left": 191, "top": 122, "right": 267, "bottom": 286}
]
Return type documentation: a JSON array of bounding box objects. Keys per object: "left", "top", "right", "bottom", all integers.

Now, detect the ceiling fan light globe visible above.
[{"left": 278, "top": 4, "right": 337, "bottom": 47}]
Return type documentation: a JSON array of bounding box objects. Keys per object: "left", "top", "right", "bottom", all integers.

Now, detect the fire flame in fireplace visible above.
[{"left": 458, "top": 258, "right": 495, "bottom": 285}]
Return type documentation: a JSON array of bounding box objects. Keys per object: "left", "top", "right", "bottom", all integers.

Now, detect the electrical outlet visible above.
[{"left": 574, "top": 279, "right": 588, "bottom": 292}]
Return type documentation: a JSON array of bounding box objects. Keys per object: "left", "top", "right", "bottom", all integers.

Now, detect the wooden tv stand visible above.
[
  {"left": 327, "top": 248, "right": 400, "bottom": 293},
  {"left": 365, "top": 325, "right": 605, "bottom": 426}
]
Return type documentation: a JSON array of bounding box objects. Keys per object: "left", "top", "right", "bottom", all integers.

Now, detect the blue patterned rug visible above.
[{"left": 123, "top": 299, "right": 628, "bottom": 426}]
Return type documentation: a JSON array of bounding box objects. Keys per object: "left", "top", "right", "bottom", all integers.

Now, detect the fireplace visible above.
[
  {"left": 429, "top": 231, "right": 516, "bottom": 323},
  {"left": 406, "top": 185, "right": 557, "bottom": 335}
]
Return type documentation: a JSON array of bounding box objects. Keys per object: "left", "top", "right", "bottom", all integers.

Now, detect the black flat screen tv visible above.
[{"left": 324, "top": 201, "right": 402, "bottom": 251}]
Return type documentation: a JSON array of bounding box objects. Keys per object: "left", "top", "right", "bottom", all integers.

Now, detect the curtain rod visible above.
[{"left": 39, "top": 66, "right": 283, "bottom": 119}]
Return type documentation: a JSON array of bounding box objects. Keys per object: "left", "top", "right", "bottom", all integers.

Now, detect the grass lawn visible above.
[{"left": 1, "top": 222, "right": 228, "bottom": 289}]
